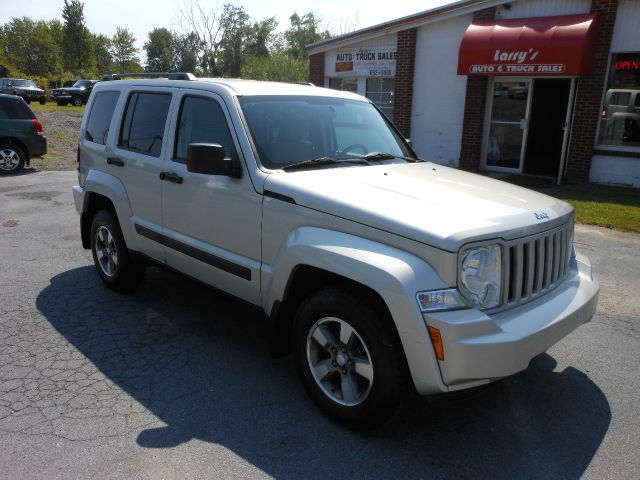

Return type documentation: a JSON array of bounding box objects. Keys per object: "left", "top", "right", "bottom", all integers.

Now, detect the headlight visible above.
[
  {"left": 416, "top": 289, "right": 469, "bottom": 312},
  {"left": 460, "top": 244, "right": 502, "bottom": 309}
]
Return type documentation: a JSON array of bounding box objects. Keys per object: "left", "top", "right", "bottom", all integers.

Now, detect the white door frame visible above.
[
  {"left": 557, "top": 78, "right": 577, "bottom": 184},
  {"left": 481, "top": 77, "right": 534, "bottom": 174}
]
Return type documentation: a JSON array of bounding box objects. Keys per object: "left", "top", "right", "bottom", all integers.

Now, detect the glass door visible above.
[{"left": 485, "top": 80, "right": 532, "bottom": 172}]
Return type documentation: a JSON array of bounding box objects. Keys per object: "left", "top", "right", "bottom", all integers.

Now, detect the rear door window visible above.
[
  {"left": 85, "top": 91, "right": 120, "bottom": 145},
  {"left": 0, "top": 98, "right": 35, "bottom": 119},
  {"left": 118, "top": 92, "right": 172, "bottom": 157}
]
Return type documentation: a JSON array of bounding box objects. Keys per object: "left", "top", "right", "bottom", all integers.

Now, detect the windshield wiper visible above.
[
  {"left": 363, "top": 152, "right": 423, "bottom": 163},
  {"left": 282, "top": 157, "right": 370, "bottom": 171}
]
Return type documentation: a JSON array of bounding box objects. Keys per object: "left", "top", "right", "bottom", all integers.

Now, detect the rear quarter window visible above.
[
  {"left": 85, "top": 91, "right": 121, "bottom": 145},
  {"left": 0, "top": 98, "right": 35, "bottom": 120}
]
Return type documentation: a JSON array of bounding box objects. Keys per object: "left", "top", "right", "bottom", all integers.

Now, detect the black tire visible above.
[
  {"left": 90, "top": 209, "right": 145, "bottom": 291},
  {"left": 24, "top": 98, "right": 31, "bottom": 104},
  {"left": 39, "top": 97, "right": 46, "bottom": 105},
  {"left": 56, "top": 100, "right": 68, "bottom": 106},
  {"left": 72, "top": 95, "right": 82, "bottom": 107},
  {"left": 0, "top": 143, "right": 26, "bottom": 174},
  {"left": 293, "top": 286, "right": 408, "bottom": 430}
]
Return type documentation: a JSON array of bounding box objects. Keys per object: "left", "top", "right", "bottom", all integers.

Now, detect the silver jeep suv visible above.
[{"left": 73, "top": 76, "right": 599, "bottom": 429}]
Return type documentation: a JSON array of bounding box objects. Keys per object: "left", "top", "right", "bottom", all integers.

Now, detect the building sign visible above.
[
  {"left": 457, "top": 14, "right": 599, "bottom": 77},
  {"left": 330, "top": 46, "right": 396, "bottom": 77},
  {"left": 467, "top": 48, "right": 567, "bottom": 75}
]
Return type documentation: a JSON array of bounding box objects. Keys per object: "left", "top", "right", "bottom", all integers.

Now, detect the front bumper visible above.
[
  {"left": 73, "top": 185, "right": 85, "bottom": 215},
  {"left": 425, "top": 253, "right": 599, "bottom": 390}
]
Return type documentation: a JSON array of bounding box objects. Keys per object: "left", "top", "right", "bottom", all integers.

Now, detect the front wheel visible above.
[
  {"left": 293, "top": 287, "right": 408, "bottom": 430},
  {"left": 0, "top": 143, "right": 26, "bottom": 174},
  {"left": 39, "top": 97, "right": 46, "bottom": 105},
  {"left": 90, "top": 209, "right": 145, "bottom": 291}
]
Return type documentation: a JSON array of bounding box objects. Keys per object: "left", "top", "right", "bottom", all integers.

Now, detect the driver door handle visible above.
[{"left": 160, "top": 171, "right": 183, "bottom": 184}]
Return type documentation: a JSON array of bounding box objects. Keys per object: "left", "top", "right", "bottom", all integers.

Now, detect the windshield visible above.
[
  {"left": 73, "top": 80, "right": 91, "bottom": 88},
  {"left": 239, "top": 95, "right": 414, "bottom": 170},
  {"left": 13, "top": 80, "right": 36, "bottom": 87}
]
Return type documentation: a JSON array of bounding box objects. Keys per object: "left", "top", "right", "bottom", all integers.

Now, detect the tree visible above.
[
  {"left": 1, "top": 18, "right": 61, "bottom": 78},
  {"left": 241, "top": 51, "right": 308, "bottom": 82},
  {"left": 111, "top": 27, "right": 139, "bottom": 73},
  {"left": 144, "top": 28, "right": 176, "bottom": 72},
  {"left": 244, "top": 17, "right": 278, "bottom": 58},
  {"left": 284, "top": 12, "right": 331, "bottom": 60},
  {"left": 218, "top": 4, "right": 250, "bottom": 77},
  {"left": 175, "top": 0, "right": 222, "bottom": 75},
  {"left": 173, "top": 32, "right": 201, "bottom": 73},
  {"left": 93, "top": 33, "right": 113, "bottom": 76},
  {"left": 61, "top": 0, "right": 94, "bottom": 73}
]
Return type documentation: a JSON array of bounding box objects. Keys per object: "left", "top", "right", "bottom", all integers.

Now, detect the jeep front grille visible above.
[{"left": 501, "top": 221, "right": 574, "bottom": 308}]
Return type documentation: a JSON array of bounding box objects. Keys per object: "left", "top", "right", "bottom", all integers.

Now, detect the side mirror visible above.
[
  {"left": 187, "top": 143, "right": 242, "bottom": 178},
  {"left": 405, "top": 138, "right": 412, "bottom": 147}
]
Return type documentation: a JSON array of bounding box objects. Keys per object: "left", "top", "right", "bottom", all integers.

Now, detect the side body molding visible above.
[
  {"left": 81, "top": 169, "right": 138, "bottom": 250},
  {"left": 262, "top": 226, "right": 450, "bottom": 394}
]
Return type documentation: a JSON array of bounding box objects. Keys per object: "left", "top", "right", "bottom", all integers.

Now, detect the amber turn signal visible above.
[{"left": 427, "top": 325, "right": 444, "bottom": 361}]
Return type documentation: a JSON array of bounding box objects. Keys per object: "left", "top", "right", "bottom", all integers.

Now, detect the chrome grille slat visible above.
[
  {"left": 524, "top": 242, "right": 535, "bottom": 299},
  {"left": 500, "top": 220, "right": 573, "bottom": 311},
  {"left": 512, "top": 244, "right": 523, "bottom": 302},
  {"left": 535, "top": 237, "right": 545, "bottom": 292}
]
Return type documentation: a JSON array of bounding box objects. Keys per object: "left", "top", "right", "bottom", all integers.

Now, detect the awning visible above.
[{"left": 457, "top": 14, "right": 599, "bottom": 76}]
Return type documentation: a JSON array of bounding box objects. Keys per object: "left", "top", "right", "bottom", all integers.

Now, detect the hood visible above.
[
  {"left": 263, "top": 162, "right": 573, "bottom": 252},
  {"left": 18, "top": 86, "right": 44, "bottom": 93}
]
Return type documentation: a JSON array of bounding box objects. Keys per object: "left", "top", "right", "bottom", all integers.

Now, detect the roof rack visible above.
[{"left": 101, "top": 72, "right": 196, "bottom": 81}]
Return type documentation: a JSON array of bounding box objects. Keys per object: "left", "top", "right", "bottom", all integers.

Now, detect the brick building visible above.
[{"left": 307, "top": 0, "right": 640, "bottom": 187}]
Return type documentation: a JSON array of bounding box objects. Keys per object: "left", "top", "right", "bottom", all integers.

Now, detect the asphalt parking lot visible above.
[{"left": 1, "top": 170, "right": 639, "bottom": 479}]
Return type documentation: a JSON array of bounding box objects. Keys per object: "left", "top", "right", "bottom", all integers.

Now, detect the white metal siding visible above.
[
  {"left": 495, "top": 0, "right": 590, "bottom": 19},
  {"left": 323, "top": 33, "right": 397, "bottom": 77},
  {"left": 410, "top": 15, "right": 471, "bottom": 167},
  {"left": 590, "top": 155, "right": 640, "bottom": 187},
  {"left": 610, "top": 0, "right": 640, "bottom": 52}
]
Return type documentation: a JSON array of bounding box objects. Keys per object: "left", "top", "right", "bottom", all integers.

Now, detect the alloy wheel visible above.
[{"left": 306, "top": 317, "right": 374, "bottom": 406}]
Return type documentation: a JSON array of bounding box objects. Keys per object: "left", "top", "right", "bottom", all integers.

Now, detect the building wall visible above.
[
  {"left": 410, "top": 15, "right": 472, "bottom": 166},
  {"left": 495, "top": 0, "right": 590, "bottom": 18},
  {"left": 590, "top": 0, "right": 640, "bottom": 186}
]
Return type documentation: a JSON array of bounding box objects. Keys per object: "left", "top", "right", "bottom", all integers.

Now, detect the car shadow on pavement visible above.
[{"left": 36, "top": 266, "right": 611, "bottom": 480}]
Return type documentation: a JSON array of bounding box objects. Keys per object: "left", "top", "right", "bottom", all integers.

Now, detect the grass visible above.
[
  {"left": 29, "top": 102, "right": 85, "bottom": 114},
  {"left": 530, "top": 183, "right": 640, "bottom": 233}
]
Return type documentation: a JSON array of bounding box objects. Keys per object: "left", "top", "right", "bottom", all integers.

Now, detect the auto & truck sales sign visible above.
[{"left": 331, "top": 46, "right": 396, "bottom": 77}]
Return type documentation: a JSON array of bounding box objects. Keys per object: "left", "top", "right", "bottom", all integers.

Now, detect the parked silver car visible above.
[{"left": 72, "top": 77, "right": 599, "bottom": 429}]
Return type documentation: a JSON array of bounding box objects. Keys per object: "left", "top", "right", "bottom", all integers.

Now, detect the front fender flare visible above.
[{"left": 263, "top": 226, "right": 450, "bottom": 394}]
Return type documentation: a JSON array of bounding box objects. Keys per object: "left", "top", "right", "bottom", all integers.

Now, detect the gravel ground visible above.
[{"left": 30, "top": 109, "right": 82, "bottom": 171}]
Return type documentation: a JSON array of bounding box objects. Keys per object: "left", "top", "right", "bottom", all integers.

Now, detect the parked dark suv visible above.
[
  {"left": 0, "top": 78, "right": 47, "bottom": 104},
  {"left": 0, "top": 94, "right": 47, "bottom": 173},
  {"left": 51, "top": 79, "right": 98, "bottom": 106}
]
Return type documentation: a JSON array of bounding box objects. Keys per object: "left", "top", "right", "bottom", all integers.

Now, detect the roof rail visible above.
[{"left": 101, "top": 72, "right": 196, "bottom": 81}]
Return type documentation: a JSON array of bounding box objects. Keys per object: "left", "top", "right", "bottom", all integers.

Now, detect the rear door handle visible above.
[
  {"left": 107, "top": 157, "right": 124, "bottom": 167},
  {"left": 159, "top": 171, "right": 183, "bottom": 184}
]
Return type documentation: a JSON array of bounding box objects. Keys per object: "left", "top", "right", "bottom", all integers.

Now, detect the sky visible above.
[{"left": 2, "top": 0, "right": 453, "bottom": 62}]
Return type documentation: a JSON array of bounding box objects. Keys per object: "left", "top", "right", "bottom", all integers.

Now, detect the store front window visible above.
[
  {"left": 365, "top": 78, "right": 395, "bottom": 119},
  {"left": 598, "top": 52, "right": 640, "bottom": 149},
  {"left": 329, "top": 78, "right": 358, "bottom": 93}
]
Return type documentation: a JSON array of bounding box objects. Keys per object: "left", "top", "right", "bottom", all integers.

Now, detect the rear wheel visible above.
[
  {"left": 293, "top": 286, "right": 408, "bottom": 430},
  {"left": 56, "top": 100, "right": 68, "bottom": 106},
  {"left": 39, "top": 97, "right": 46, "bottom": 105},
  {"left": 90, "top": 209, "right": 145, "bottom": 291},
  {"left": 72, "top": 95, "right": 82, "bottom": 107},
  {"left": 0, "top": 143, "right": 26, "bottom": 174}
]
